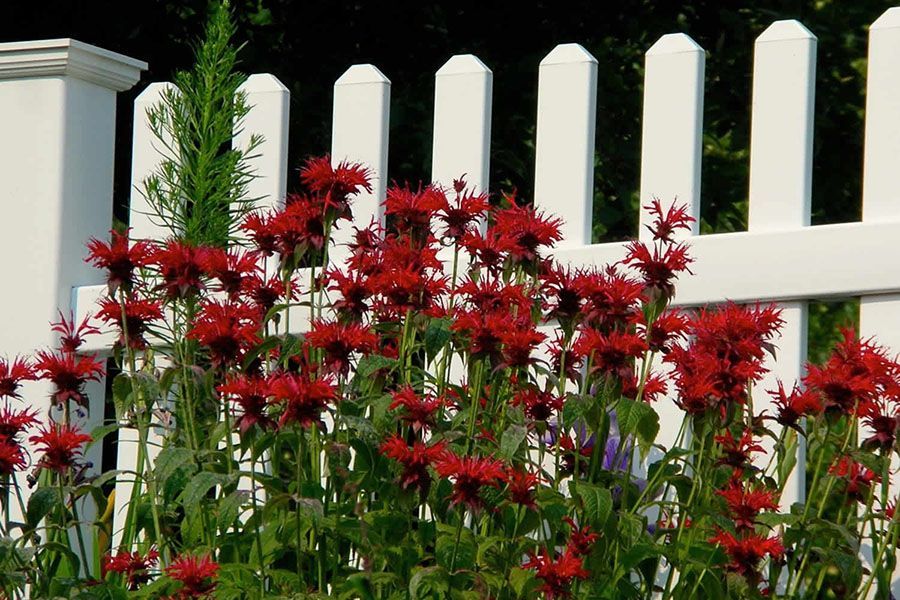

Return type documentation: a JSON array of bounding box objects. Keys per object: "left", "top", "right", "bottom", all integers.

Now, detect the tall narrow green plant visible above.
[{"left": 140, "top": 1, "right": 262, "bottom": 247}]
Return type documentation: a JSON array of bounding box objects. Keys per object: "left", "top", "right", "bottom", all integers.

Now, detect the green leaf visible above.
[
  {"left": 26, "top": 487, "right": 60, "bottom": 528},
  {"left": 575, "top": 482, "right": 612, "bottom": 528},
  {"left": 154, "top": 446, "right": 195, "bottom": 484},
  {"left": 86, "top": 423, "right": 120, "bottom": 450},
  {"left": 217, "top": 490, "right": 249, "bottom": 530},
  {"left": 578, "top": 483, "right": 612, "bottom": 529},
  {"left": 617, "top": 397, "right": 659, "bottom": 456},
  {"left": 409, "top": 566, "right": 449, "bottom": 600},
  {"left": 424, "top": 318, "right": 452, "bottom": 358},
  {"left": 500, "top": 424, "right": 528, "bottom": 460},
  {"left": 357, "top": 354, "right": 398, "bottom": 378},
  {"left": 179, "top": 471, "right": 232, "bottom": 511},
  {"left": 509, "top": 567, "right": 538, "bottom": 598},
  {"left": 436, "top": 530, "right": 476, "bottom": 571}
]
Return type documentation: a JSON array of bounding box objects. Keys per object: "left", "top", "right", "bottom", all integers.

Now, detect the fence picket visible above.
[
  {"left": 746, "top": 19, "right": 816, "bottom": 508},
  {"left": 859, "top": 8, "right": 900, "bottom": 596},
  {"left": 534, "top": 44, "right": 598, "bottom": 247}
]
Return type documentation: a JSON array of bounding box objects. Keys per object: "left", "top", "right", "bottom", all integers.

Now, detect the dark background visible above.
[{"left": 4, "top": 0, "right": 887, "bottom": 358}]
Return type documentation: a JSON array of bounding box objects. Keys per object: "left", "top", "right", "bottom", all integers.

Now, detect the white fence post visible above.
[
  {"left": 859, "top": 8, "right": 900, "bottom": 597},
  {"left": 0, "top": 39, "right": 145, "bottom": 569},
  {"left": 746, "top": 20, "right": 816, "bottom": 509},
  {"left": 331, "top": 64, "right": 390, "bottom": 247},
  {"left": 534, "top": 44, "right": 597, "bottom": 247},
  {"left": 638, "top": 33, "right": 705, "bottom": 456}
]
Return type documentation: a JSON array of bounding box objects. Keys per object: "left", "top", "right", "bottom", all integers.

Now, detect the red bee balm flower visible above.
[
  {"left": 829, "top": 456, "right": 880, "bottom": 503},
  {"left": 437, "top": 182, "right": 489, "bottom": 242},
  {"left": 0, "top": 437, "right": 26, "bottom": 475},
  {"left": 97, "top": 297, "right": 164, "bottom": 349},
  {"left": 86, "top": 228, "right": 154, "bottom": 292},
  {"left": 102, "top": 548, "right": 159, "bottom": 590},
  {"left": 524, "top": 548, "right": 590, "bottom": 599},
  {"left": 35, "top": 350, "right": 104, "bottom": 407},
  {"left": 491, "top": 202, "right": 563, "bottom": 264},
  {"left": 165, "top": 553, "right": 219, "bottom": 598},
  {"left": 714, "top": 429, "right": 765, "bottom": 469},
  {"left": 300, "top": 155, "right": 372, "bottom": 219},
  {"left": 388, "top": 386, "right": 443, "bottom": 432},
  {"left": 768, "top": 381, "right": 822, "bottom": 428},
  {"left": 716, "top": 480, "right": 779, "bottom": 530},
  {"left": 187, "top": 300, "right": 261, "bottom": 367},
  {"left": 217, "top": 375, "right": 275, "bottom": 434},
  {"left": 29, "top": 424, "right": 91, "bottom": 473},
  {"left": 151, "top": 240, "right": 207, "bottom": 299},
  {"left": 708, "top": 529, "right": 784, "bottom": 576},
  {"left": 434, "top": 453, "right": 506, "bottom": 511},
  {"left": 642, "top": 199, "right": 695, "bottom": 242},
  {"left": 0, "top": 357, "right": 36, "bottom": 399},
  {"left": 306, "top": 319, "right": 377, "bottom": 375},
  {"left": 563, "top": 516, "right": 599, "bottom": 556},
  {"left": 0, "top": 406, "right": 40, "bottom": 440},
  {"left": 380, "top": 435, "right": 448, "bottom": 495},
  {"left": 269, "top": 372, "right": 336, "bottom": 429},
  {"left": 505, "top": 467, "right": 540, "bottom": 508},
  {"left": 51, "top": 312, "right": 100, "bottom": 353}
]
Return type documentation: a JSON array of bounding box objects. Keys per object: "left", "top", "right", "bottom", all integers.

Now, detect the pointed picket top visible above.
[
  {"left": 240, "top": 72, "right": 289, "bottom": 93},
  {"left": 335, "top": 63, "right": 390, "bottom": 86},
  {"left": 134, "top": 80, "right": 173, "bottom": 104},
  {"left": 436, "top": 54, "right": 492, "bottom": 77},
  {"left": 870, "top": 6, "right": 900, "bottom": 30},
  {"left": 756, "top": 19, "right": 817, "bottom": 43},
  {"left": 646, "top": 32, "right": 703, "bottom": 56},
  {"left": 540, "top": 43, "right": 597, "bottom": 66}
]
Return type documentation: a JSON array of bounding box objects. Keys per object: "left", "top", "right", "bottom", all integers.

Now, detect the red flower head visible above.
[
  {"left": 86, "top": 229, "right": 154, "bottom": 292},
  {"left": 767, "top": 381, "right": 822, "bottom": 429},
  {"left": 306, "top": 319, "right": 377, "bottom": 375},
  {"left": 217, "top": 375, "right": 275, "bottom": 434},
  {"left": 803, "top": 329, "right": 897, "bottom": 416},
  {"left": 491, "top": 201, "right": 563, "bottom": 265},
  {"left": 829, "top": 456, "right": 880, "bottom": 504},
  {"left": 456, "top": 279, "right": 533, "bottom": 316},
  {"left": 505, "top": 467, "right": 540, "bottom": 508},
  {"left": 708, "top": 529, "right": 784, "bottom": 577},
  {"left": 499, "top": 324, "right": 547, "bottom": 369},
  {"left": 35, "top": 350, "right": 105, "bottom": 407},
  {"left": 325, "top": 269, "right": 373, "bottom": 321},
  {"left": 102, "top": 548, "right": 159, "bottom": 590},
  {"left": 51, "top": 312, "right": 100, "bottom": 354},
  {"left": 524, "top": 548, "right": 590, "bottom": 599},
  {"left": 151, "top": 240, "right": 207, "bottom": 300},
  {"left": 620, "top": 369, "right": 668, "bottom": 403},
  {"left": 0, "top": 406, "right": 40, "bottom": 440},
  {"left": 385, "top": 184, "right": 446, "bottom": 238},
  {"left": 642, "top": 199, "right": 695, "bottom": 242},
  {"left": 434, "top": 452, "right": 506, "bottom": 511},
  {"left": 573, "top": 328, "right": 648, "bottom": 379},
  {"left": 564, "top": 516, "right": 599, "bottom": 556},
  {"left": 241, "top": 211, "right": 278, "bottom": 256},
  {"left": 241, "top": 272, "right": 291, "bottom": 314},
  {"left": 459, "top": 229, "right": 515, "bottom": 273},
  {"left": 187, "top": 300, "right": 261, "bottom": 367},
  {"left": 269, "top": 372, "right": 336, "bottom": 429},
  {"left": 165, "top": 553, "right": 218, "bottom": 598},
  {"left": 714, "top": 429, "right": 764, "bottom": 470},
  {"left": 389, "top": 386, "right": 443, "bottom": 433},
  {"left": 859, "top": 399, "right": 900, "bottom": 451},
  {"left": 542, "top": 266, "right": 585, "bottom": 326},
  {"left": 644, "top": 310, "right": 690, "bottom": 354},
  {"left": 547, "top": 334, "right": 583, "bottom": 384},
  {"left": 511, "top": 387, "right": 564, "bottom": 422},
  {"left": 622, "top": 240, "right": 693, "bottom": 299},
  {"left": 97, "top": 297, "right": 164, "bottom": 349},
  {"left": 29, "top": 423, "right": 91, "bottom": 473},
  {"left": 0, "top": 356, "right": 37, "bottom": 399},
  {"left": 576, "top": 268, "right": 645, "bottom": 332},
  {"left": 380, "top": 435, "right": 448, "bottom": 496},
  {"left": 198, "top": 248, "right": 259, "bottom": 299},
  {"left": 300, "top": 155, "right": 372, "bottom": 220},
  {"left": 438, "top": 181, "right": 489, "bottom": 242},
  {"left": 0, "top": 436, "right": 26, "bottom": 475},
  {"left": 716, "top": 480, "right": 779, "bottom": 531}
]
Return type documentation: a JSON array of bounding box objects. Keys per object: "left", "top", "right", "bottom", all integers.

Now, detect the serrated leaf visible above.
[
  {"left": 500, "top": 424, "right": 528, "bottom": 460},
  {"left": 26, "top": 487, "right": 60, "bottom": 528},
  {"left": 576, "top": 482, "right": 612, "bottom": 528},
  {"left": 617, "top": 397, "right": 659, "bottom": 455},
  {"left": 179, "top": 471, "right": 232, "bottom": 511},
  {"left": 424, "top": 318, "right": 452, "bottom": 358},
  {"left": 154, "top": 446, "right": 195, "bottom": 484},
  {"left": 217, "top": 490, "right": 249, "bottom": 530},
  {"left": 409, "top": 566, "right": 449, "bottom": 599},
  {"left": 86, "top": 423, "right": 121, "bottom": 450}
]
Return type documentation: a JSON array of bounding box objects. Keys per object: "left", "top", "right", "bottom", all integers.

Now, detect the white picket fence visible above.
[{"left": 2, "top": 7, "right": 900, "bottom": 593}]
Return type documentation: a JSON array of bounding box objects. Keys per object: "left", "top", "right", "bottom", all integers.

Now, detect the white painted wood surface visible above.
[{"left": 534, "top": 44, "right": 598, "bottom": 247}]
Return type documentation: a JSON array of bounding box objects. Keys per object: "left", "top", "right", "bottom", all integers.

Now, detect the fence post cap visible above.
[
  {"left": 0, "top": 38, "right": 146, "bottom": 90},
  {"left": 540, "top": 43, "right": 597, "bottom": 66},
  {"left": 871, "top": 7, "right": 900, "bottom": 30},
  {"left": 646, "top": 33, "right": 703, "bottom": 56},
  {"left": 436, "top": 54, "right": 491, "bottom": 76},
  {"left": 335, "top": 64, "right": 390, "bottom": 86},
  {"left": 756, "top": 19, "right": 816, "bottom": 43},
  {"left": 240, "top": 73, "right": 288, "bottom": 93}
]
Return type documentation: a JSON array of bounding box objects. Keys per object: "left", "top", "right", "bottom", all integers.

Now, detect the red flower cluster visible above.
[
  {"left": 102, "top": 548, "right": 159, "bottom": 590},
  {"left": 434, "top": 452, "right": 506, "bottom": 511},
  {"left": 165, "top": 553, "right": 219, "bottom": 599},
  {"left": 380, "top": 436, "right": 448, "bottom": 496},
  {"left": 708, "top": 529, "right": 784, "bottom": 577},
  {"left": 525, "top": 518, "right": 597, "bottom": 598},
  {"left": 29, "top": 423, "right": 91, "bottom": 473}
]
